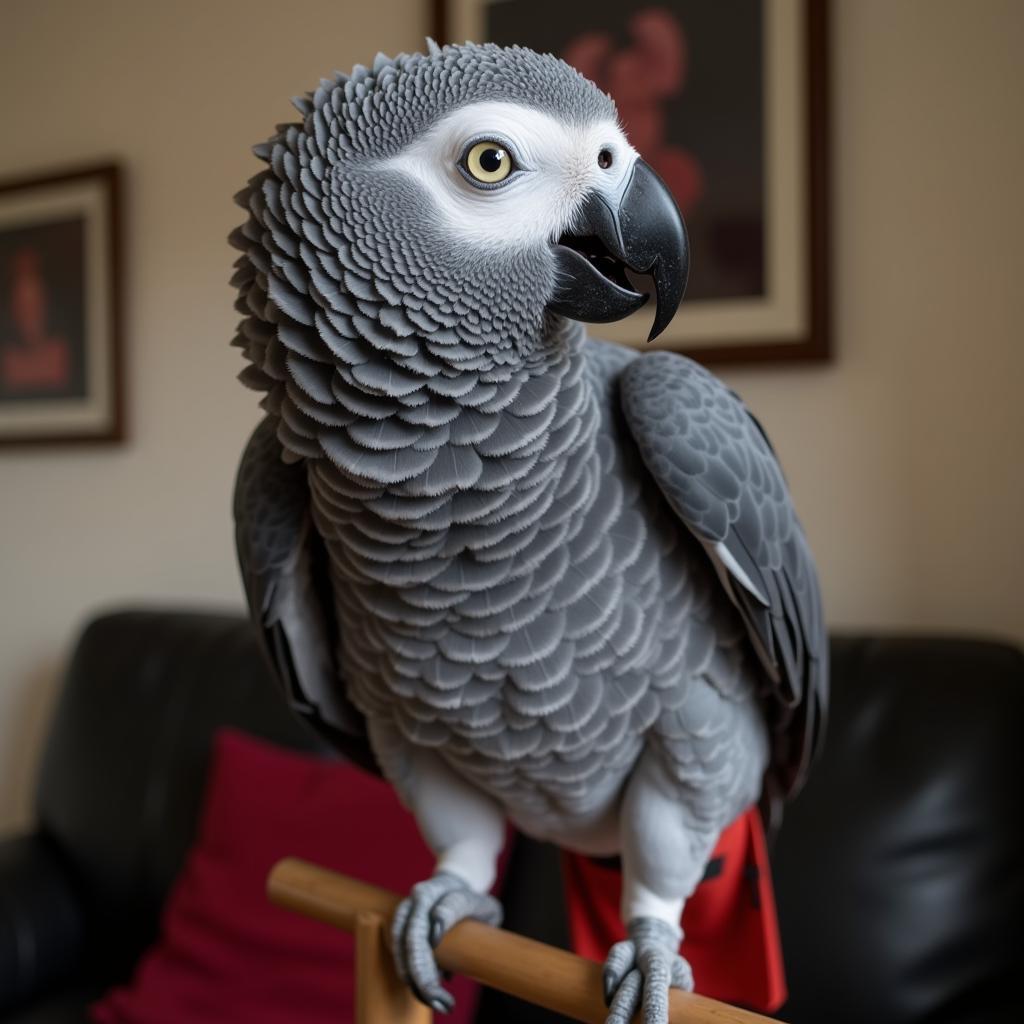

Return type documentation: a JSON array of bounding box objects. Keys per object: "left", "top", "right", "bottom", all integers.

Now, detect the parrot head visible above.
[{"left": 241, "top": 41, "right": 688, "bottom": 366}]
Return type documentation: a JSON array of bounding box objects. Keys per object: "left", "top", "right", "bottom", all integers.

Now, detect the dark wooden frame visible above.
[
  {"left": 434, "top": 0, "right": 830, "bottom": 366},
  {"left": 0, "top": 162, "right": 124, "bottom": 445}
]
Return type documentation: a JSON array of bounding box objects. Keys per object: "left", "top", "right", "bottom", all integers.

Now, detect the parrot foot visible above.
[
  {"left": 602, "top": 917, "right": 693, "bottom": 1024},
  {"left": 390, "top": 871, "right": 503, "bottom": 1014}
]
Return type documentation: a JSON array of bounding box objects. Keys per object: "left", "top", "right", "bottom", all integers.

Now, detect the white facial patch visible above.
[{"left": 381, "top": 101, "right": 637, "bottom": 253}]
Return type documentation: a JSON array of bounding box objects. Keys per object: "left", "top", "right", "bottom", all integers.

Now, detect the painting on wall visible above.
[
  {"left": 0, "top": 164, "right": 122, "bottom": 444},
  {"left": 437, "top": 0, "right": 829, "bottom": 364}
]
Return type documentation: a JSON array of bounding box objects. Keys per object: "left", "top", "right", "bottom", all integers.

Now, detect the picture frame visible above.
[
  {"left": 436, "top": 0, "right": 830, "bottom": 364},
  {"left": 0, "top": 163, "right": 123, "bottom": 445}
]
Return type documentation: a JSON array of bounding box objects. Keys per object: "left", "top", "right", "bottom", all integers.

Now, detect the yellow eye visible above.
[{"left": 464, "top": 141, "right": 514, "bottom": 184}]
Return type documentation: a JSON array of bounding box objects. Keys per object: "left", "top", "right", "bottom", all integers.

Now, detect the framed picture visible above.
[
  {"left": 437, "top": 0, "right": 829, "bottom": 364},
  {"left": 0, "top": 163, "right": 123, "bottom": 444}
]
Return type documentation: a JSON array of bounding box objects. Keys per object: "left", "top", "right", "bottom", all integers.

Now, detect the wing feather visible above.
[
  {"left": 620, "top": 352, "right": 827, "bottom": 808},
  {"left": 233, "top": 417, "right": 379, "bottom": 774}
]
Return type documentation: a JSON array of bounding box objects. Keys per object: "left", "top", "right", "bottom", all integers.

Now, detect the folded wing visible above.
[
  {"left": 620, "top": 352, "right": 827, "bottom": 820},
  {"left": 233, "top": 417, "right": 379, "bottom": 774}
]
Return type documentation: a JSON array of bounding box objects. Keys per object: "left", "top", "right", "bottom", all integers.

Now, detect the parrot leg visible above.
[
  {"left": 390, "top": 871, "right": 503, "bottom": 1013},
  {"left": 367, "top": 720, "right": 505, "bottom": 1014},
  {"left": 603, "top": 745, "right": 722, "bottom": 1024},
  {"left": 603, "top": 918, "right": 693, "bottom": 1024}
]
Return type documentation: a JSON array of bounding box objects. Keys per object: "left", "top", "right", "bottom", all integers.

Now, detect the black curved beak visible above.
[{"left": 548, "top": 159, "right": 689, "bottom": 342}]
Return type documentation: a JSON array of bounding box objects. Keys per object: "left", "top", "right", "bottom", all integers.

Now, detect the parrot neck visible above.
[{"left": 307, "top": 314, "right": 601, "bottom": 589}]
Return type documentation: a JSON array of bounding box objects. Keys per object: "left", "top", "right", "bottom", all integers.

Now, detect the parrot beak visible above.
[{"left": 548, "top": 158, "right": 689, "bottom": 342}]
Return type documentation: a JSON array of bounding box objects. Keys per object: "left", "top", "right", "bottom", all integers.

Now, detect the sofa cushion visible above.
[
  {"left": 4, "top": 983, "right": 110, "bottom": 1024},
  {"left": 36, "top": 612, "right": 324, "bottom": 977},
  {"left": 89, "top": 729, "right": 480, "bottom": 1024},
  {"left": 771, "top": 636, "right": 1024, "bottom": 1023}
]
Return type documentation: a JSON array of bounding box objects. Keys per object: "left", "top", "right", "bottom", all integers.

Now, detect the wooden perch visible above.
[{"left": 267, "top": 857, "right": 777, "bottom": 1024}]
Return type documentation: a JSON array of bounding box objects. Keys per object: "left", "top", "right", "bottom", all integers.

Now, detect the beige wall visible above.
[{"left": 1, "top": 0, "right": 1021, "bottom": 832}]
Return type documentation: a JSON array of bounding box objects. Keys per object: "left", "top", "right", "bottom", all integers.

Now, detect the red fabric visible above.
[
  {"left": 562, "top": 807, "right": 787, "bottom": 1013},
  {"left": 90, "top": 729, "right": 481, "bottom": 1024}
]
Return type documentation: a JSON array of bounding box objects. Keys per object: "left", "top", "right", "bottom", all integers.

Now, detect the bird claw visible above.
[
  {"left": 603, "top": 918, "right": 693, "bottom": 1024},
  {"left": 390, "top": 871, "right": 503, "bottom": 1014}
]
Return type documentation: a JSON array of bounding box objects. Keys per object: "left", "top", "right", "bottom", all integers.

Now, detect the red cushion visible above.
[
  {"left": 562, "top": 807, "right": 787, "bottom": 1014},
  {"left": 91, "top": 729, "right": 481, "bottom": 1024}
]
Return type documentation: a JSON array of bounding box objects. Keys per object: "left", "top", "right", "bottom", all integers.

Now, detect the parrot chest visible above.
[{"left": 308, "top": 345, "right": 758, "bottom": 825}]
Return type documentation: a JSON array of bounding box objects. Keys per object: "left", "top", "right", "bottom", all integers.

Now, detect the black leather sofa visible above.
[{"left": 1, "top": 610, "right": 1022, "bottom": 1023}]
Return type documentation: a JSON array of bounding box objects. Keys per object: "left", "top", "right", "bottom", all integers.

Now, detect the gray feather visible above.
[
  {"left": 233, "top": 417, "right": 378, "bottom": 773},
  {"left": 619, "top": 352, "right": 828, "bottom": 799}
]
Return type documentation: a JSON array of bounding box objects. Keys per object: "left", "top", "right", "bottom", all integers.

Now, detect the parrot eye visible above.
[{"left": 459, "top": 139, "right": 518, "bottom": 188}]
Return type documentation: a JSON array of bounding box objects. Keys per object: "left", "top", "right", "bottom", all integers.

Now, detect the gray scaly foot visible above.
[
  {"left": 390, "top": 871, "right": 503, "bottom": 1013},
  {"left": 603, "top": 917, "right": 693, "bottom": 1024}
]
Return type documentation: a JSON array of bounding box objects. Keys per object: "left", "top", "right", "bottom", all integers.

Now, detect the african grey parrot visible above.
[{"left": 230, "top": 40, "right": 826, "bottom": 1024}]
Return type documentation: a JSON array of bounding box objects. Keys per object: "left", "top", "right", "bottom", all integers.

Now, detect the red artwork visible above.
[
  {"left": 562, "top": 7, "right": 704, "bottom": 216},
  {"left": 1, "top": 247, "right": 71, "bottom": 393}
]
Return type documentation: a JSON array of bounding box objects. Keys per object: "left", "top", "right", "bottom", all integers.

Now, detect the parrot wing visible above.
[
  {"left": 619, "top": 351, "right": 827, "bottom": 812},
  {"left": 233, "top": 416, "right": 379, "bottom": 774}
]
